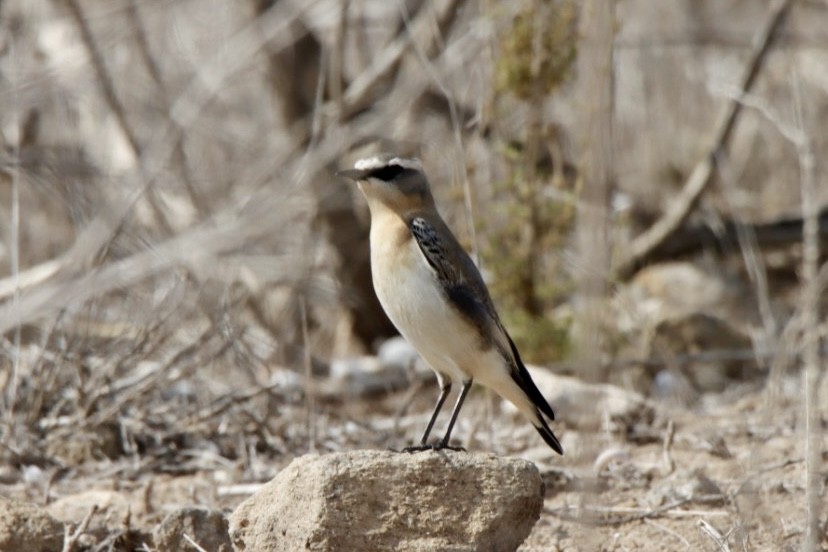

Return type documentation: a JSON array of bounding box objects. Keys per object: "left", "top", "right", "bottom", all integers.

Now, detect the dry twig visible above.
[
  {"left": 643, "top": 517, "right": 691, "bottom": 548},
  {"left": 615, "top": 0, "right": 793, "bottom": 278},
  {"left": 125, "top": 0, "right": 207, "bottom": 216},
  {"left": 59, "top": 0, "right": 172, "bottom": 234},
  {"left": 337, "top": 0, "right": 465, "bottom": 120},
  {"left": 545, "top": 497, "right": 718, "bottom": 526},
  {"left": 662, "top": 419, "right": 675, "bottom": 475},
  {"left": 62, "top": 505, "right": 98, "bottom": 552},
  {"left": 182, "top": 534, "right": 209, "bottom": 552},
  {"left": 793, "top": 69, "right": 823, "bottom": 552},
  {"left": 697, "top": 519, "right": 731, "bottom": 552}
]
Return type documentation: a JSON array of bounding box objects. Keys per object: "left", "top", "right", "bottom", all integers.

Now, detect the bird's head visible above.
[{"left": 338, "top": 154, "right": 434, "bottom": 215}]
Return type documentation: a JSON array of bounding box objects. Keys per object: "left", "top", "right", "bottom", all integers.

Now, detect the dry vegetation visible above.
[{"left": 0, "top": 0, "right": 826, "bottom": 550}]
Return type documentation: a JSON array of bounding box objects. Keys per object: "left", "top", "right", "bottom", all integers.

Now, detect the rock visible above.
[
  {"left": 651, "top": 469, "right": 726, "bottom": 506},
  {"left": 45, "top": 421, "right": 123, "bottom": 464},
  {"left": 377, "top": 336, "right": 420, "bottom": 370},
  {"left": 229, "top": 450, "right": 542, "bottom": 552},
  {"left": 153, "top": 507, "right": 231, "bottom": 552},
  {"left": 651, "top": 370, "right": 692, "bottom": 399},
  {"left": 618, "top": 262, "right": 739, "bottom": 325},
  {"left": 330, "top": 356, "right": 396, "bottom": 391},
  {"left": 611, "top": 263, "right": 759, "bottom": 396},
  {"left": 0, "top": 465, "right": 19, "bottom": 485},
  {"left": 47, "top": 489, "right": 131, "bottom": 525},
  {"left": 324, "top": 341, "right": 431, "bottom": 399},
  {"left": 324, "top": 356, "right": 408, "bottom": 398},
  {"left": 0, "top": 497, "right": 64, "bottom": 552},
  {"left": 21, "top": 464, "right": 48, "bottom": 486},
  {"left": 650, "top": 312, "right": 758, "bottom": 394},
  {"left": 525, "top": 368, "right": 654, "bottom": 433}
]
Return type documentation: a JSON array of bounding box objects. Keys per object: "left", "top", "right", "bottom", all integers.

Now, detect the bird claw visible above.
[
  {"left": 400, "top": 442, "right": 466, "bottom": 453},
  {"left": 400, "top": 444, "right": 432, "bottom": 453}
]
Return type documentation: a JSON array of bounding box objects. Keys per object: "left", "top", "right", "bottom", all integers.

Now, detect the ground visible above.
[{"left": 2, "top": 369, "right": 824, "bottom": 551}]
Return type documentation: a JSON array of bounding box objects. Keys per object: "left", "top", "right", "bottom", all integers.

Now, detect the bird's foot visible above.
[
  {"left": 400, "top": 443, "right": 433, "bottom": 453},
  {"left": 399, "top": 441, "right": 466, "bottom": 453},
  {"left": 433, "top": 440, "right": 466, "bottom": 452}
]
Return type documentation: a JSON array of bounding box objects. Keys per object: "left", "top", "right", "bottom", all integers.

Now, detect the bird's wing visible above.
[
  {"left": 409, "top": 217, "right": 464, "bottom": 285},
  {"left": 408, "top": 215, "right": 557, "bottom": 424},
  {"left": 408, "top": 216, "right": 502, "bottom": 342}
]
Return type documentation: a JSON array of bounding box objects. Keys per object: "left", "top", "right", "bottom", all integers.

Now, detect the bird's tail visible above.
[
  {"left": 532, "top": 411, "right": 564, "bottom": 455},
  {"left": 505, "top": 334, "right": 564, "bottom": 455}
]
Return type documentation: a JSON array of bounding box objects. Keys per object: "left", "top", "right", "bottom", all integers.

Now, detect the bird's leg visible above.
[
  {"left": 434, "top": 378, "right": 473, "bottom": 451},
  {"left": 418, "top": 380, "right": 452, "bottom": 445},
  {"left": 402, "top": 380, "right": 451, "bottom": 453}
]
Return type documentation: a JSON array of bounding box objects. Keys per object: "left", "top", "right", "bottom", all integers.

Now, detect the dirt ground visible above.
[
  {"left": 2, "top": 369, "right": 825, "bottom": 551},
  {"left": 523, "top": 381, "right": 824, "bottom": 551}
]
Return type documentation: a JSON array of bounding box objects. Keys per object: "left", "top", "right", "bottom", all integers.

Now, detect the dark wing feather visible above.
[
  {"left": 409, "top": 217, "right": 461, "bottom": 285},
  {"left": 408, "top": 217, "right": 493, "bottom": 333},
  {"left": 409, "top": 216, "right": 526, "bottom": 363}
]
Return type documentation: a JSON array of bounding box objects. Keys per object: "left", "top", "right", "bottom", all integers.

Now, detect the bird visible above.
[{"left": 338, "top": 153, "right": 563, "bottom": 455}]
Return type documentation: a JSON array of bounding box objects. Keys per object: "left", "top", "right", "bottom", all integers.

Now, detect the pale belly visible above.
[{"left": 371, "top": 242, "right": 484, "bottom": 383}]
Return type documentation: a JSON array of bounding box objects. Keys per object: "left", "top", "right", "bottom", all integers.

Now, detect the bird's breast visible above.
[
  {"left": 370, "top": 225, "right": 446, "bottom": 332},
  {"left": 369, "top": 215, "right": 483, "bottom": 379}
]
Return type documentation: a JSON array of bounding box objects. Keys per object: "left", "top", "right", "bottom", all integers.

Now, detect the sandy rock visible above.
[
  {"left": 0, "top": 497, "right": 64, "bottom": 552},
  {"left": 327, "top": 355, "right": 409, "bottom": 397},
  {"left": 229, "top": 450, "right": 543, "bottom": 552},
  {"left": 47, "top": 489, "right": 132, "bottom": 525},
  {"left": 324, "top": 339, "right": 432, "bottom": 399},
  {"left": 153, "top": 507, "right": 231, "bottom": 552},
  {"left": 606, "top": 262, "right": 763, "bottom": 397},
  {"left": 526, "top": 368, "right": 654, "bottom": 432},
  {"left": 377, "top": 336, "right": 420, "bottom": 370},
  {"left": 618, "top": 262, "right": 739, "bottom": 325},
  {"left": 0, "top": 465, "right": 19, "bottom": 485},
  {"left": 650, "top": 312, "right": 758, "bottom": 394}
]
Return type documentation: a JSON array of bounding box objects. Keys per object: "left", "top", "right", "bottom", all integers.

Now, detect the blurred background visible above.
[{"left": 0, "top": 0, "right": 826, "bottom": 549}]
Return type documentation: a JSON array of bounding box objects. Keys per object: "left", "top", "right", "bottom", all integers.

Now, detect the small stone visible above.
[
  {"left": 47, "top": 489, "right": 131, "bottom": 525},
  {"left": 377, "top": 336, "right": 420, "bottom": 370},
  {"left": 650, "top": 313, "right": 757, "bottom": 393},
  {"left": 0, "top": 497, "right": 64, "bottom": 552},
  {"left": 153, "top": 507, "right": 231, "bottom": 552},
  {"left": 326, "top": 354, "right": 411, "bottom": 398},
  {"left": 525, "top": 368, "right": 654, "bottom": 433},
  {"left": 0, "top": 465, "right": 19, "bottom": 485}
]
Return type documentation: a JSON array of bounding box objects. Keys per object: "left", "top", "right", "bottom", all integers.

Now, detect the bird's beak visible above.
[{"left": 336, "top": 168, "right": 369, "bottom": 181}]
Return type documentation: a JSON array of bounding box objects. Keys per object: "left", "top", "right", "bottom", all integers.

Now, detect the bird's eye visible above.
[{"left": 369, "top": 165, "right": 405, "bottom": 181}]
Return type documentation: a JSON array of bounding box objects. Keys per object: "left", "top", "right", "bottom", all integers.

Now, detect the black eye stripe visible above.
[{"left": 369, "top": 165, "right": 406, "bottom": 181}]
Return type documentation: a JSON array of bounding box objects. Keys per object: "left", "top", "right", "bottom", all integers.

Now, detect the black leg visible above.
[
  {"left": 402, "top": 380, "right": 451, "bottom": 453},
  {"left": 435, "top": 379, "right": 473, "bottom": 450}
]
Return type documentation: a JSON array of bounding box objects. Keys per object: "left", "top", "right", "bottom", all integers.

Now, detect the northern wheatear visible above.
[{"left": 339, "top": 154, "right": 563, "bottom": 454}]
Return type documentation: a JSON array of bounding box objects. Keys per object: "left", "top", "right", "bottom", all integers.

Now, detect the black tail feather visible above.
[
  {"left": 505, "top": 334, "right": 556, "bottom": 421},
  {"left": 534, "top": 413, "right": 564, "bottom": 455},
  {"left": 504, "top": 332, "right": 563, "bottom": 454}
]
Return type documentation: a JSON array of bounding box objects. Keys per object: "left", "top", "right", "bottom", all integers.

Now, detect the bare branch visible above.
[
  {"left": 794, "top": 69, "right": 823, "bottom": 552},
  {"left": 126, "top": 0, "right": 208, "bottom": 216},
  {"left": 59, "top": 0, "right": 173, "bottom": 233},
  {"left": 61, "top": 505, "right": 98, "bottom": 552},
  {"left": 697, "top": 519, "right": 731, "bottom": 552},
  {"left": 575, "top": 0, "right": 615, "bottom": 376},
  {"left": 59, "top": 0, "right": 141, "bottom": 156},
  {"left": 337, "top": 0, "right": 465, "bottom": 120},
  {"left": 615, "top": 0, "right": 793, "bottom": 279}
]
